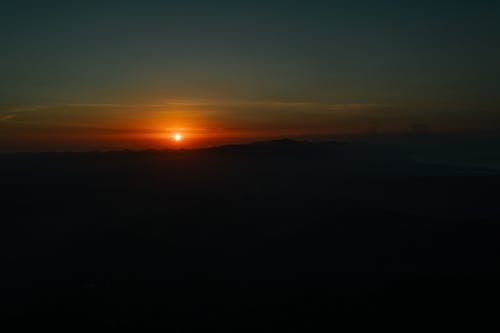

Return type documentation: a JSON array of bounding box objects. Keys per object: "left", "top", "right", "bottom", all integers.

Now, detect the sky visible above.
[{"left": 1, "top": 0, "right": 499, "bottom": 151}]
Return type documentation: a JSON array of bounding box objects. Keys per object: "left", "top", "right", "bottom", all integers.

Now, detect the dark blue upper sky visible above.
[
  {"left": 1, "top": 0, "right": 498, "bottom": 103},
  {"left": 0, "top": 1, "right": 499, "bottom": 150}
]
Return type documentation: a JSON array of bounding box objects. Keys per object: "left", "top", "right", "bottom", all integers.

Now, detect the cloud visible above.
[
  {"left": 0, "top": 99, "right": 398, "bottom": 133},
  {"left": 1, "top": 99, "right": 395, "bottom": 114},
  {"left": 0, "top": 114, "right": 15, "bottom": 122},
  {"left": 2, "top": 105, "right": 51, "bottom": 113}
]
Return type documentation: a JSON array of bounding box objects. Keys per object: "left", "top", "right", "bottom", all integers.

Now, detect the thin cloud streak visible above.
[
  {"left": 42, "top": 100, "right": 395, "bottom": 113},
  {"left": 0, "top": 114, "right": 15, "bottom": 122}
]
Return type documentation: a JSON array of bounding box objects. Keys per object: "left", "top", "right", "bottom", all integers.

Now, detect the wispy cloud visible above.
[
  {"left": 0, "top": 114, "right": 15, "bottom": 122},
  {"left": 2, "top": 105, "right": 51, "bottom": 113},
  {"left": 1, "top": 99, "right": 395, "bottom": 114}
]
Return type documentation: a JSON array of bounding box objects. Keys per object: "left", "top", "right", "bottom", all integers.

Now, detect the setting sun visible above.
[{"left": 173, "top": 133, "right": 183, "bottom": 142}]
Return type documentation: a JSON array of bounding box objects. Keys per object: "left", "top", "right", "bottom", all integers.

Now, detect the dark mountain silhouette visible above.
[
  {"left": 206, "top": 138, "right": 396, "bottom": 159},
  {"left": 1, "top": 140, "right": 500, "bottom": 330}
]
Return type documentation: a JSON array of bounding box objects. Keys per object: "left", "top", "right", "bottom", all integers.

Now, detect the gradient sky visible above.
[{"left": 1, "top": 0, "right": 499, "bottom": 150}]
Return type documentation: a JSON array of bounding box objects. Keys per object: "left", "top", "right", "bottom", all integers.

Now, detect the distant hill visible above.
[{"left": 1, "top": 138, "right": 500, "bottom": 329}]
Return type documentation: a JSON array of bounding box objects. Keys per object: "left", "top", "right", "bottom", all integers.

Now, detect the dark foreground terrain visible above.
[{"left": 1, "top": 139, "right": 500, "bottom": 330}]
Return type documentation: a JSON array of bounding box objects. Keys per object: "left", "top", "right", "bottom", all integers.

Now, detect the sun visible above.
[{"left": 173, "top": 133, "right": 183, "bottom": 142}]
